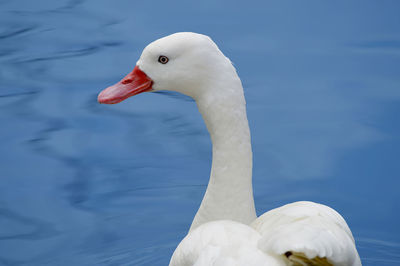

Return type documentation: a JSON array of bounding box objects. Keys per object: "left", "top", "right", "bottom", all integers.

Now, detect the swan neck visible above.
[{"left": 190, "top": 78, "right": 256, "bottom": 231}]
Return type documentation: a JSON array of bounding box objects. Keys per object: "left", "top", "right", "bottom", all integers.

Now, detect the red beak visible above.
[{"left": 98, "top": 66, "right": 153, "bottom": 104}]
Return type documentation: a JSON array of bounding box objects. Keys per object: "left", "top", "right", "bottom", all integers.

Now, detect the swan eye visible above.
[{"left": 158, "top": 55, "right": 169, "bottom": 64}]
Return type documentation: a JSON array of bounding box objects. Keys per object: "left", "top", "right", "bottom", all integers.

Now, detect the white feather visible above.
[
  {"left": 252, "top": 201, "right": 361, "bottom": 265},
  {"left": 170, "top": 220, "right": 286, "bottom": 266}
]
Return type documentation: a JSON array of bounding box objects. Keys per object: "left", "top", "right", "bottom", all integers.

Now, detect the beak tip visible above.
[
  {"left": 97, "top": 91, "right": 106, "bottom": 104},
  {"left": 97, "top": 90, "right": 122, "bottom": 104}
]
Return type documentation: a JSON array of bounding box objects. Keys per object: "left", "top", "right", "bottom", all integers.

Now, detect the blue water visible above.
[{"left": 1, "top": 0, "right": 399, "bottom": 265}]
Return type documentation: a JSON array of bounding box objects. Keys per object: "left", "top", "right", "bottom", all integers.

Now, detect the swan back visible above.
[
  {"left": 170, "top": 220, "right": 286, "bottom": 266},
  {"left": 252, "top": 201, "right": 361, "bottom": 266},
  {"left": 171, "top": 202, "right": 361, "bottom": 266}
]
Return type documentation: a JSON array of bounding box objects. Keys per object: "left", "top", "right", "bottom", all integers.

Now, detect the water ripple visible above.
[{"left": 0, "top": 26, "right": 36, "bottom": 40}]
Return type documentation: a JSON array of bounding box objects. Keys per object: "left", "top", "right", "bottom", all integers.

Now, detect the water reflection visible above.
[{"left": 0, "top": 0, "right": 399, "bottom": 265}]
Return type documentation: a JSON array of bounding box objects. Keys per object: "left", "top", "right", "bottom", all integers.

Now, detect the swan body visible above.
[
  {"left": 170, "top": 220, "right": 285, "bottom": 266},
  {"left": 98, "top": 32, "right": 361, "bottom": 265},
  {"left": 171, "top": 201, "right": 360, "bottom": 266}
]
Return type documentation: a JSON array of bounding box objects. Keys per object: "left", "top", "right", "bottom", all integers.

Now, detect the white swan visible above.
[{"left": 98, "top": 32, "right": 361, "bottom": 266}]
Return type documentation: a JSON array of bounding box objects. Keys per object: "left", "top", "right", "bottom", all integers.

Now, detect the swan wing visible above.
[
  {"left": 251, "top": 201, "right": 361, "bottom": 266},
  {"left": 169, "top": 220, "right": 286, "bottom": 266}
]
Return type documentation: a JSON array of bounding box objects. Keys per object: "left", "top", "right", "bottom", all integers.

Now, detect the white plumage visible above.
[
  {"left": 253, "top": 201, "right": 360, "bottom": 265},
  {"left": 170, "top": 220, "right": 285, "bottom": 266},
  {"left": 171, "top": 202, "right": 360, "bottom": 266},
  {"left": 98, "top": 32, "right": 362, "bottom": 265}
]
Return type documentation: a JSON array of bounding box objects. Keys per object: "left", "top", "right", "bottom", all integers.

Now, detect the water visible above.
[{"left": 1, "top": 0, "right": 399, "bottom": 265}]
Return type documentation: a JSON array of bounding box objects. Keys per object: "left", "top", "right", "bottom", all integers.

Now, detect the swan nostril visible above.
[
  {"left": 284, "top": 251, "right": 292, "bottom": 258},
  {"left": 121, "top": 78, "right": 133, "bottom": 84}
]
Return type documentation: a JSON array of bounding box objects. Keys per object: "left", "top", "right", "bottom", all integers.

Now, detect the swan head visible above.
[{"left": 98, "top": 32, "right": 236, "bottom": 104}]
